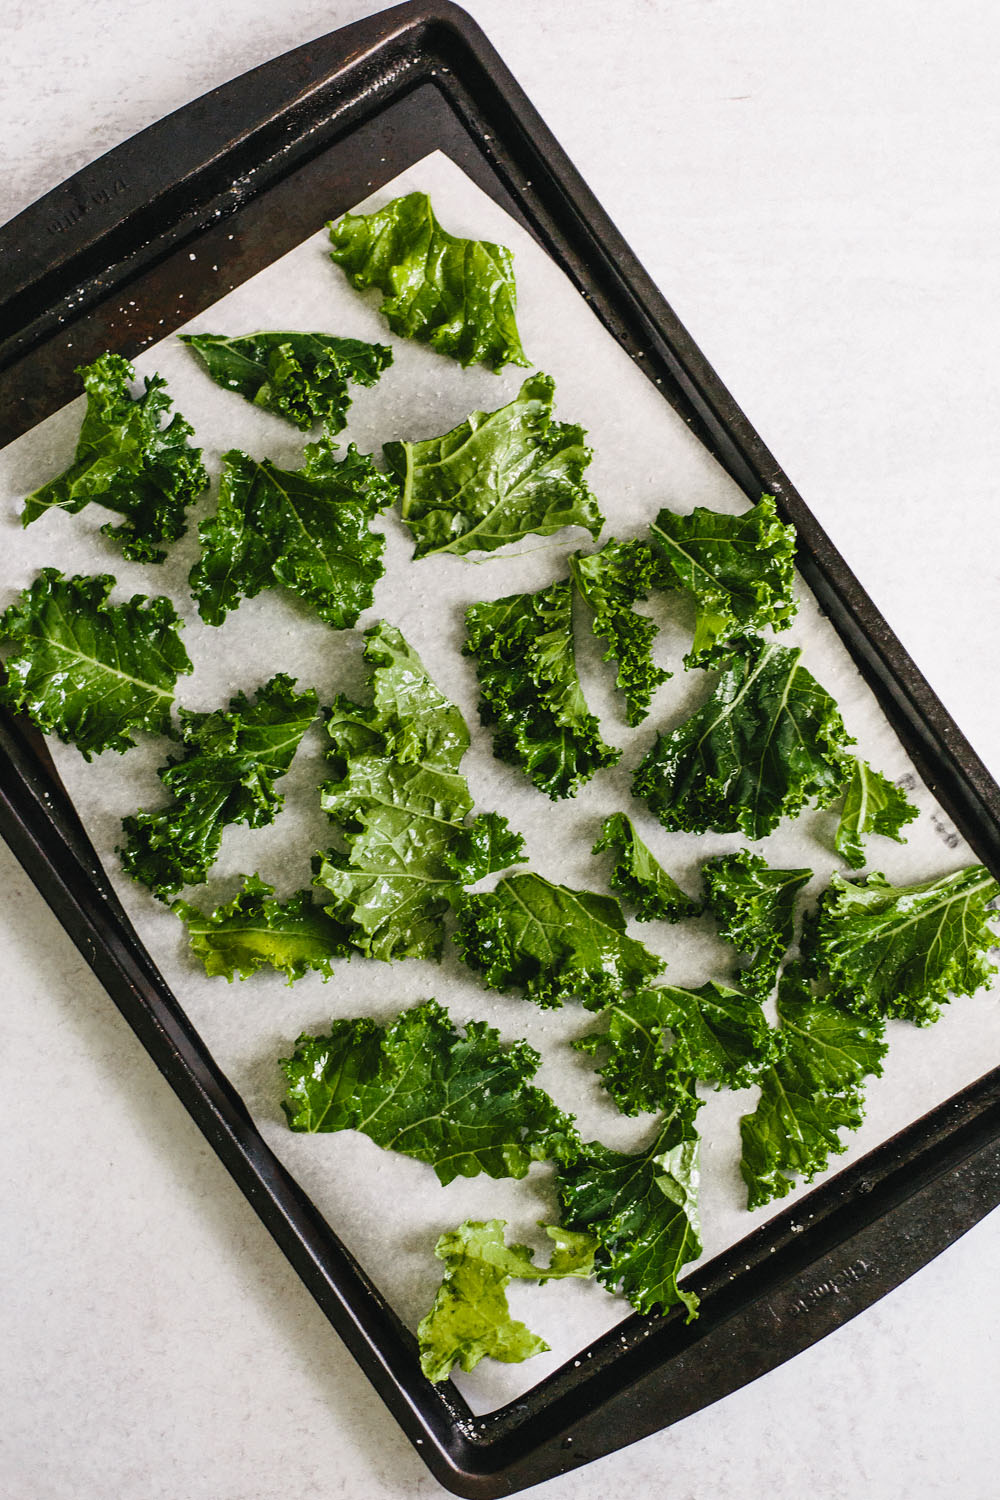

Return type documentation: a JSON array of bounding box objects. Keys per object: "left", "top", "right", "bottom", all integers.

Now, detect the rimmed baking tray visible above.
[{"left": 2, "top": 4, "right": 999, "bottom": 1494}]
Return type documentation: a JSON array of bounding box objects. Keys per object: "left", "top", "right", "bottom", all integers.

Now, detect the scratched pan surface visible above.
[{"left": 1, "top": 5, "right": 999, "bottom": 1496}]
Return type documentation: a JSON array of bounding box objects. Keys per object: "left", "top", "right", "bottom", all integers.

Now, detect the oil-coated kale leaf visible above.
[
  {"left": 569, "top": 538, "right": 668, "bottom": 725},
  {"left": 173, "top": 873, "right": 353, "bottom": 982},
  {"left": 834, "top": 758, "right": 918, "bottom": 869},
  {"left": 701, "top": 848, "right": 812, "bottom": 999},
  {"left": 280, "top": 999, "right": 578, "bottom": 1184},
  {"left": 328, "top": 191, "right": 530, "bottom": 370},
  {"left": 384, "top": 373, "right": 602, "bottom": 558},
  {"left": 0, "top": 569, "right": 191, "bottom": 759},
  {"left": 592, "top": 812, "right": 700, "bottom": 922},
  {"left": 180, "top": 330, "right": 392, "bottom": 431}
]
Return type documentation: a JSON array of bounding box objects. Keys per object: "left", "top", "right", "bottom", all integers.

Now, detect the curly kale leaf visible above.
[
  {"left": 632, "top": 640, "right": 855, "bottom": 839},
  {"left": 189, "top": 438, "right": 397, "bottom": 628},
  {"left": 569, "top": 538, "right": 668, "bottom": 725},
  {"left": 0, "top": 570, "right": 191, "bottom": 759},
  {"left": 385, "top": 373, "right": 602, "bottom": 559},
  {"left": 464, "top": 581, "right": 620, "bottom": 800},
  {"left": 802, "top": 865, "right": 1000, "bottom": 1025},
  {"left": 701, "top": 848, "right": 812, "bottom": 999},
  {"left": 328, "top": 190, "right": 529, "bottom": 371},
  {"left": 576, "top": 980, "right": 781, "bottom": 1115},
  {"left": 648, "top": 494, "right": 797, "bottom": 666},
  {"left": 454, "top": 872, "right": 663, "bottom": 1009},
  {"left": 740, "top": 965, "right": 888, "bottom": 1208},
  {"left": 834, "top": 759, "right": 918, "bottom": 869},
  {"left": 180, "top": 330, "right": 392, "bottom": 432},
  {"left": 280, "top": 999, "right": 577, "bottom": 1185},
  {"left": 173, "top": 874, "right": 353, "bottom": 982},
  {"left": 119, "top": 674, "right": 317, "bottom": 899},
  {"left": 314, "top": 622, "right": 524, "bottom": 961},
  {"left": 21, "top": 352, "right": 207, "bottom": 563},
  {"left": 592, "top": 812, "right": 700, "bottom": 923},
  {"left": 417, "top": 1220, "right": 596, "bottom": 1383},
  {"left": 556, "top": 1091, "right": 702, "bottom": 1317}
]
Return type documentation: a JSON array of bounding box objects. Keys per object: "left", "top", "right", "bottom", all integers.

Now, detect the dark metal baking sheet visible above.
[{"left": 1, "top": 4, "right": 999, "bottom": 1495}]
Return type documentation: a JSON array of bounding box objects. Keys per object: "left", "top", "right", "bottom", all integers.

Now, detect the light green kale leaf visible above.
[
  {"left": 834, "top": 759, "right": 918, "bottom": 869},
  {"left": 20, "top": 352, "right": 208, "bottom": 562},
  {"left": 592, "top": 812, "right": 700, "bottom": 922},
  {"left": 119, "top": 674, "right": 317, "bottom": 899},
  {"left": 648, "top": 494, "right": 797, "bottom": 666},
  {"left": 180, "top": 330, "right": 392, "bottom": 432},
  {"left": 464, "top": 581, "right": 621, "bottom": 800},
  {"left": 576, "top": 980, "right": 781, "bottom": 1115},
  {"left": 328, "top": 190, "right": 529, "bottom": 371},
  {"left": 417, "top": 1220, "right": 596, "bottom": 1383},
  {"left": 0, "top": 569, "right": 191, "bottom": 759},
  {"left": 280, "top": 999, "right": 578, "bottom": 1184},
  {"left": 803, "top": 865, "right": 1000, "bottom": 1025},
  {"left": 454, "top": 872, "right": 663, "bottom": 1009},
  {"left": 632, "top": 640, "right": 855, "bottom": 839},
  {"left": 385, "top": 372, "right": 602, "bottom": 558},
  {"left": 701, "top": 848, "right": 812, "bottom": 999},
  {"left": 740, "top": 965, "right": 888, "bottom": 1209},
  {"left": 556, "top": 1091, "right": 702, "bottom": 1317},
  {"left": 569, "top": 538, "right": 669, "bottom": 725},
  {"left": 189, "top": 437, "right": 397, "bottom": 627},
  {"left": 314, "top": 622, "right": 524, "bottom": 961},
  {"left": 173, "top": 873, "right": 353, "bottom": 982}
]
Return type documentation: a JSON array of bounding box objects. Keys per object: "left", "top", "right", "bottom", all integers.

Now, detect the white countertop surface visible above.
[{"left": 3, "top": 3, "right": 999, "bottom": 1497}]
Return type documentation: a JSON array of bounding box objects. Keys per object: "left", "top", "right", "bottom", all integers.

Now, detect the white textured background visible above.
[{"left": 3, "top": 2, "right": 1000, "bottom": 1497}]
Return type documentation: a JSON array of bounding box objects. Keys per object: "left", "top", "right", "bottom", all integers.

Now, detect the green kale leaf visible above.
[
  {"left": 328, "top": 190, "right": 529, "bottom": 370},
  {"left": 280, "top": 999, "right": 577, "bottom": 1184},
  {"left": 417, "top": 1220, "right": 596, "bottom": 1383},
  {"left": 119, "top": 674, "right": 317, "bottom": 899},
  {"left": 384, "top": 373, "right": 602, "bottom": 558},
  {"left": 803, "top": 865, "right": 1000, "bottom": 1025},
  {"left": 464, "top": 580, "right": 621, "bottom": 800},
  {"left": 834, "top": 759, "right": 918, "bottom": 869},
  {"left": 569, "top": 538, "right": 668, "bottom": 725},
  {"left": 189, "top": 437, "right": 397, "bottom": 627},
  {"left": 0, "top": 569, "right": 191, "bottom": 759},
  {"left": 701, "top": 848, "right": 812, "bottom": 999},
  {"left": 314, "top": 622, "right": 524, "bottom": 961},
  {"left": 632, "top": 640, "right": 854, "bottom": 839},
  {"left": 21, "top": 352, "right": 208, "bottom": 563},
  {"left": 592, "top": 812, "right": 700, "bottom": 922},
  {"left": 173, "top": 873, "right": 353, "bottom": 982},
  {"left": 740, "top": 965, "right": 888, "bottom": 1209},
  {"left": 454, "top": 872, "right": 663, "bottom": 1009},
  {"left": 576, "top": 980, "right": 781, "bottom": 1115},
  {"left": 180, "top": 330, "right": 392, "bottom": 432},
  {"left": 556, "top": 1091, "right": 702, "bottom": 1317},
  {"left": 648, "top": 494, "right": 797, "bottom": 666}
]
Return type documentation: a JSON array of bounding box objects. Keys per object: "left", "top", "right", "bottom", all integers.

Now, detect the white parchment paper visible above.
[{"left": 2, "top": 152, "right": 997, "bottom": 1413}]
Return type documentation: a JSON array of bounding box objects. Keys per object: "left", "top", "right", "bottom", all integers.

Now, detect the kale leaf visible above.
[
  {"left": 648, "top": 494, "right": 797, "bottom": 666},
  {"left": 21, "top": 352, "right": 207, "bottom": 563},
  {"left": 328, "top": 191, "right": 529, "bottom": 371},
  {"left": 314, "top": 622, "right": 524, "bottom": 961},
  {"left": 701, "top": 848, "right": 812, "bottom": 999},
  {"left": 834, "top": 759, "right": 918, "bottom": 869},
  {"left": 119, "top": 674, "right": 317, "bottom": 899},
  {"left": 464, "top": 580, "right": 620, "bottom": 799},
  {"left": 569, "top": 538, "right": 668, "bottom": 724},
  {"left": 0, "top": 569, "right": 191, "bottom": 759},
  {"left": 180, "top": 330, "right": 392, "bottom": 432},
  {"left": 384, "top": 373, "right": 603, "bottom": 558},
  {"left": 632, "top": 639, "right": 854, "bottom": 839},
  {"left": 189, "top": 437, "right": 397, "bottom": 627},
  {"left": 803, "top": 865, "right": 1000, "bottom": 1025},
  {"left": 173, "top": 873, "right": 353, "bottom": 982},
  {"left": 556, "top": 1091, "right": 702, "bottom": 1317},
  {"left": 454, "top": 872, "right": 663, "bottom": 1009},
  {"left": 281, "top": 999, "right": 577, "bottom": 1184},
  {"left": 740, "top": 965, "right": 888, "bottom": 1208},
  {"left": 417, "top": 1220, "right": 596, "bottom": 1383},
  {"left": 592, "top": 812, "right": 700, "bottom": 922}
]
